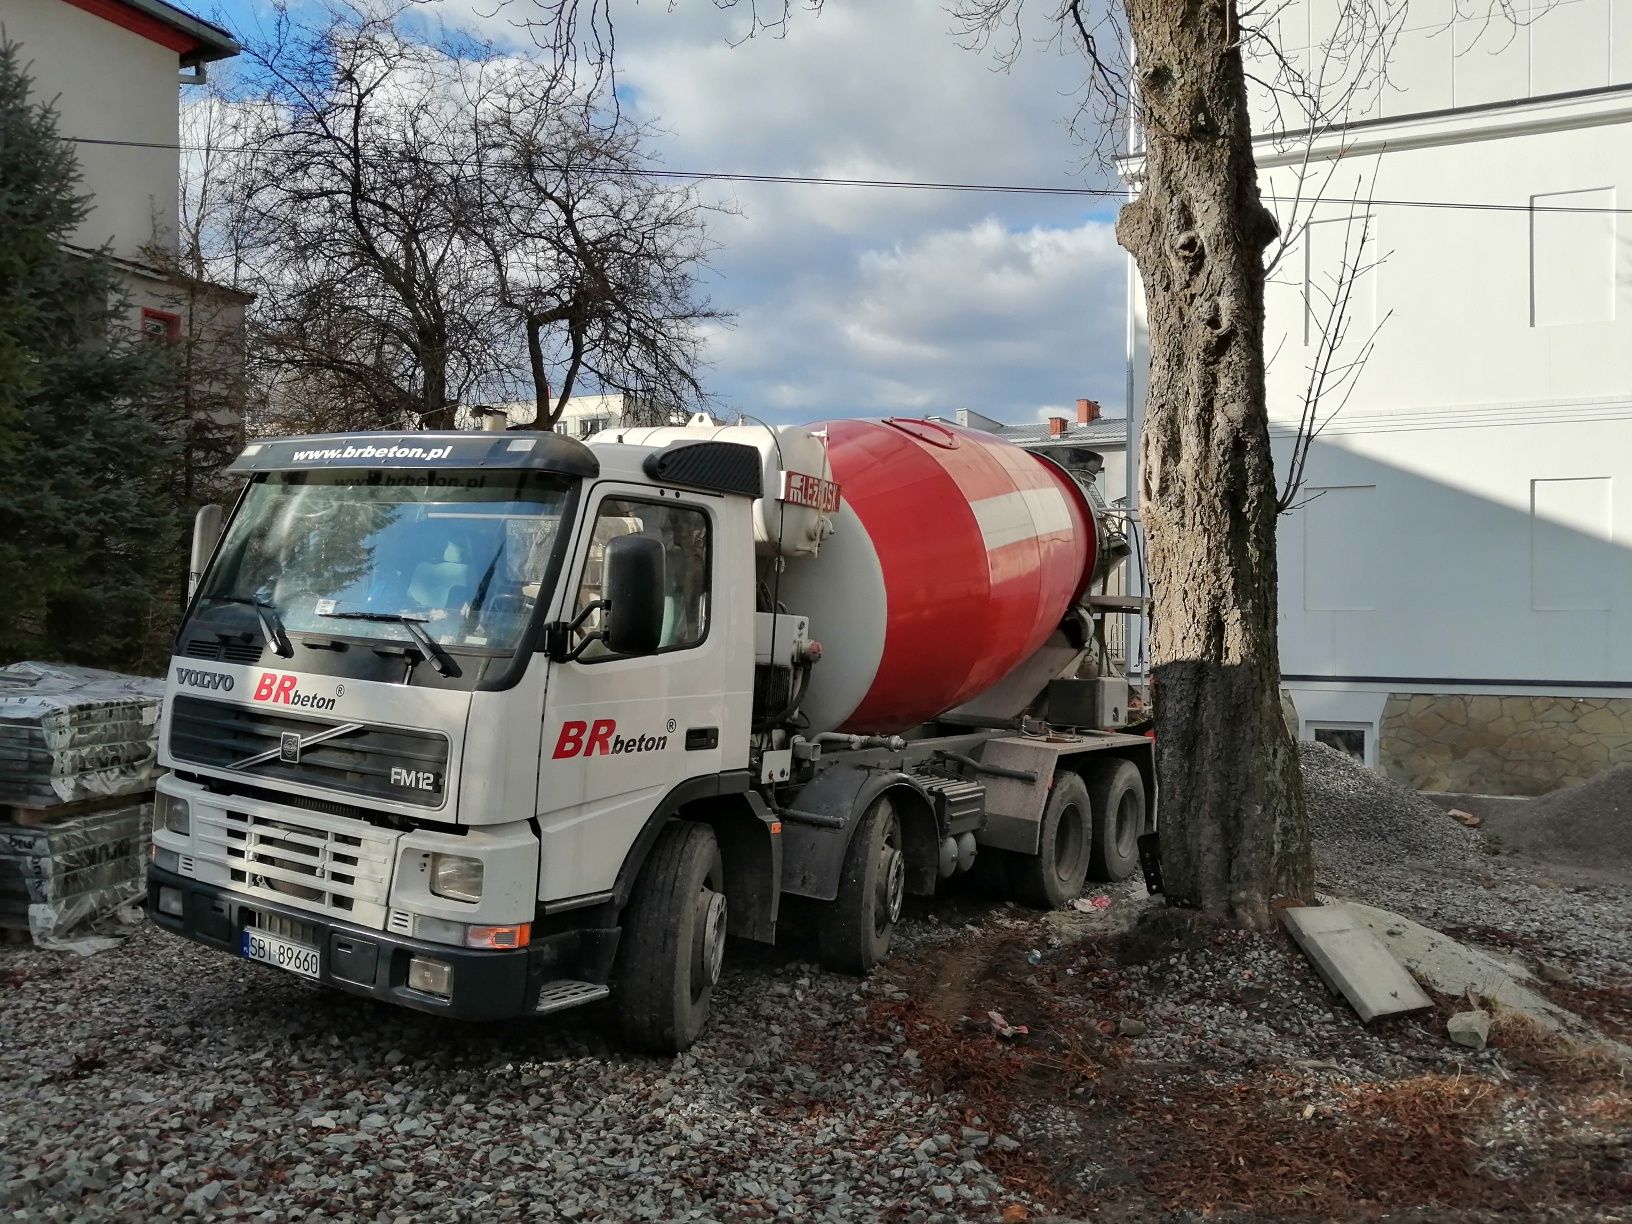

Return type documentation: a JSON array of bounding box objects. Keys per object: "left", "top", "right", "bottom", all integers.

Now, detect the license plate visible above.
[{"left": 241, "top": 929, "right": 320, "bottom": 980}]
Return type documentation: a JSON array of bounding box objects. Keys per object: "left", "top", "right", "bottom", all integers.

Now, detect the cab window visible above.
[{"left": 574, "top": 498, "right": 710, "bottom": 659}]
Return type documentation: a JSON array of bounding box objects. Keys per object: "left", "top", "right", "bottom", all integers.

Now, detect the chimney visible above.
[
  {"left": 1047, "top": 415, "right": 1068, "bottom": 438},
  {"left": 1076, "top": 397, "right": 1102, "bottom": 424}
]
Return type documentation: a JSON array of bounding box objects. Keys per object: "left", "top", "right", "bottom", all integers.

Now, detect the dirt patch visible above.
[{"left": 874, "top": 907, "right": 1632, "bottom": 1222}]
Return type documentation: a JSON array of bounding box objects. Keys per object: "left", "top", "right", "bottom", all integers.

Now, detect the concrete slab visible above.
[
  {"left": 1281, "top": 904, "right": 1434, "bottom": 1023},
  {"left": 1343, "top": 901, "right": 1597, "bottom": 1041}
]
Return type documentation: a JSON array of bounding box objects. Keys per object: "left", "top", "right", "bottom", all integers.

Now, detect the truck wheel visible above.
[
  {"left": 614, "top": 821, "right": 728, "bottom": 1054},
  {"left": 1013, "top": 772, "right": 1092, "bottom": 909},
  {"left": 818, "top": 797, "right": 905, "bottom": 974},
  {"left": 1086, "top": 758, "right": 1146, "bottom": 882}
]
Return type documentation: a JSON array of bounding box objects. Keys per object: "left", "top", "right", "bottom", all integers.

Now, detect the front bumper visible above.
[{"left": 147, "top": 866, "right": 618, "bottom": 1021}]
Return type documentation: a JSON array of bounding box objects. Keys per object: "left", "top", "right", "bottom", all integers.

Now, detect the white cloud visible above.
[
  {"left": 214, "top": 0, "right": 1130, "bottom": 425},
  {"left": 712, "top": 215, "right": 1127, "bottom": 423}
]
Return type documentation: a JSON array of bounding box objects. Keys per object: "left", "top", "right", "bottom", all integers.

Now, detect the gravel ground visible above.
[
  {"left": 0, "top": 913, "right": 1038, "bottom": 1223},
  {"left": 2, "top": 748, "right": 1628, "bottom": 1222},
  {"left": 1302, "top": 742, "right": 1632, "bottom": 993}
]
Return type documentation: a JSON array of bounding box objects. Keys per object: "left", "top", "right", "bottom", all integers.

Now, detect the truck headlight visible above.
[
  {"left": 157, "top": 793, "right": 190, "bottom": 836},
  {"left": 429, "top": 853, "right": 483, "bottom": 903}
]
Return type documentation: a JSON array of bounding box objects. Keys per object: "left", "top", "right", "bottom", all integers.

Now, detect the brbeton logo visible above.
[
  {"left": 252, "top": 672, "right": 339, "bottom": 711},
  {"left": 552, "top": 720, "right": 669, "bottom": 759}
]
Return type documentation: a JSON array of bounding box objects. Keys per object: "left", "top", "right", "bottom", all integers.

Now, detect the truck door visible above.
[{"left": 534, "top": 487, "right": 728, "bottom": 904}]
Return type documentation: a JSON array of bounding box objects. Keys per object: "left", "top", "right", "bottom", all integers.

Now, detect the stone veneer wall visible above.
[{"left": 1378, "top": 693, "right": 1632, "bottom": 795}]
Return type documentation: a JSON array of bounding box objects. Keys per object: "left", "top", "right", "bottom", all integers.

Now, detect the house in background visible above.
[
  {"left": 953, "top": 399, "right": 1130, "bottom": 506},
  {"left": 4, "top": 0, "right": 249, "bottom": 425},
  {"left": 1125, "top": 0, "right": 1632, "bottom": 795},
  {"left": 486, "top": 392, "right": 684, "bottom": 438}
]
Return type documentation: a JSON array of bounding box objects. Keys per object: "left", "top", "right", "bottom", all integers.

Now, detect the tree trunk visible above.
[
  {"left": 1116, "top": 0, "right": 1313, "bottom": 927},
  {"left": 419, "top": 335, "right": 455, "bottom": 429}
]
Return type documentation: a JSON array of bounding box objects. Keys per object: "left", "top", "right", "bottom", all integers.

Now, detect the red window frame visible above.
[{"left": 141, "top": 307, "right": 181, "bottom": 343}]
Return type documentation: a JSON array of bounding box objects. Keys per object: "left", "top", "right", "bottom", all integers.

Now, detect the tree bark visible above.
[{"left": 1117, "top": 0, "right": 1313, "bottom": 927}]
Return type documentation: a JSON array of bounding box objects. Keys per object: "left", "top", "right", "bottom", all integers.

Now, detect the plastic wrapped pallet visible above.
[
  {"left": 0, "top": 800, "right": 152, "bottom": 944},
  {"left": 0, "top": 662, "right": 164, "bottom": 808}
]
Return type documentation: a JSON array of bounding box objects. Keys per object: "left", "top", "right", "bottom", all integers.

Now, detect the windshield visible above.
[{"left": 195, "top": 470, "right": 572, "bottom": 653}]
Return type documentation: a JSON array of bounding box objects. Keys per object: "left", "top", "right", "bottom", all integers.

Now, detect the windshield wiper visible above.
[
  {"left": 202, "top": 595, "right": 293, "bottom": 658},
  {"left": 317, "top": 610, "right": 459, "bottom": 678}
]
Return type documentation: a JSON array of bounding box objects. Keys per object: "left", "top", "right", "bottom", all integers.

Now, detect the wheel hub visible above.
[
  {"left": 882, "top": 848, "right": 906, "bottom": 925},
  {"left": 699, "top": 890, "right": 728, "bottom": 987}
]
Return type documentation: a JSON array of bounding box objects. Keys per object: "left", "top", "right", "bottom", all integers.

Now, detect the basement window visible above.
[{"left": 1309, "top": 723, "right": 1369, "bottom": 765}]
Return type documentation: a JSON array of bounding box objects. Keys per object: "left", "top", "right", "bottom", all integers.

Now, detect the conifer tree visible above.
[{"left": 0, "top": 39, "right": 177, "bottom": 670}]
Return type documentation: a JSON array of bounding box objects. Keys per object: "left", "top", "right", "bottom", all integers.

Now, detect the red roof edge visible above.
[{"left": 59, "top": 0, "right": 206, "bottom": 57}]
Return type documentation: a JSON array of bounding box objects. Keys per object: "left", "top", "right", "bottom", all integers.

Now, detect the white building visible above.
[
  {"left": 487, "top": 393, "right": 683, "bottom": 438},
  {"left": 1127, "top": 1, "right": 1632, "bottom": 795},
  {"left": 5, "top": 0, "right": 249, "bottom": 417}
]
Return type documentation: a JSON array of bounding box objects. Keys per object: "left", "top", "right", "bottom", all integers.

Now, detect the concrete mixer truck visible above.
[{"left": 147, "top": 416, "right": 1153, "bottom": 1051}]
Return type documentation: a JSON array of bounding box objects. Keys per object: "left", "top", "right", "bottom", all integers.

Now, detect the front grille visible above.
[
  {"left": 169, "top": 696, "right": 448, "bottom": 808},
  {"left": 184, "top": 636, "right": 265, "bottom": 665},
  {"left": 184, "top": 772, "right": 397, "bottom": 827},
  {"left": 193, "top": 806, "right": 396, "bottom": 926}
]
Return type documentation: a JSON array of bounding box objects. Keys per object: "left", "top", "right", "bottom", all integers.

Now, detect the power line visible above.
[{"left": 57, "top": 133, "right": 1632, "bottom": 214}]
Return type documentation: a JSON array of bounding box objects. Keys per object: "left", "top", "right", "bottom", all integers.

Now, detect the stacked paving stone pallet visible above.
[{"left": 0, "top": 662, "right": 164, "bottom": 943}]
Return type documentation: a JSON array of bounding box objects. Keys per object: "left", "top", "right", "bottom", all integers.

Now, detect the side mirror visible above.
[
  {"left": 601, "top": 534, "right": 666, "bottom": 656},
  {"left": 189, "top": 504, "right": 224, "bottom": 598}
]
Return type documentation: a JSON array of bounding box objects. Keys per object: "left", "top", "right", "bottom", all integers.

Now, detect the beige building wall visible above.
[{"left": 4, "top": 0, "right": 182, "bottom": 261}]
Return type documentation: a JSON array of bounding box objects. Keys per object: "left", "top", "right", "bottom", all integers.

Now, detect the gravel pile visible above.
[
  {"left": 1495, "top": 764, "right": 1632, "bottom": 874},
  {"left": 0, "top": 920, "right": 1027, "bottom": 1223},
  {"left": 1301, "top": 741, "right": 1480, "bottom": 884},
  {"left": 1300, "top": 741, "right": 1632, "bottom": 994}
]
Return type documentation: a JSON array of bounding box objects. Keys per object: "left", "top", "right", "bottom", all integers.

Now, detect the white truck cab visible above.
[{"left": 149, "top": 426, "right": 1153, "bottom": 1052}]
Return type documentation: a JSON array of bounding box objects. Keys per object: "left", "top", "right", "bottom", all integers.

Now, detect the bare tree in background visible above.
[
  {"left": 217, "top": 1, "right": 722, "bottom": 432},
  {"left": 468, "top": 90, "right": 728, "bottom": 429},
  {"left": 505, "top": 0, "right": 1555, "bottom": 924},
  {"left": 1275, "top": 174, "right": 1393, "bottom": 513},
  {"left": 231, "top": 3, "right": 506, "bottom": 429}
]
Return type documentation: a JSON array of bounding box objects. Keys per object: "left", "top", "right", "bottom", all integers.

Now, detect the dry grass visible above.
[{"left": 1488, "top": 1008, "right": 1630, "bottom": 1080}]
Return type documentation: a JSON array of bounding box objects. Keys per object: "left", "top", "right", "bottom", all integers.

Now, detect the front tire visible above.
[
  {"left": 1013, "top": 771, "right": 1093, "bottom": 908},
  {"left": 614, "top": 821, "right": 728, "bottom": 1054},
  {"left": 818, "top": 797, "right": 906, "bottom": 974}
]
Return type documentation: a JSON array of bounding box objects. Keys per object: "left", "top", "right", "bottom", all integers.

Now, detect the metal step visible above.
[{"left": 534, "top": 979, "right": 610, "bottom": 1016}]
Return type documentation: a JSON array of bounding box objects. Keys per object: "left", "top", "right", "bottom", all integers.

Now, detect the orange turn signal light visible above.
[{"left": 465, "top": 923, "right": 531, "bottom": 950}]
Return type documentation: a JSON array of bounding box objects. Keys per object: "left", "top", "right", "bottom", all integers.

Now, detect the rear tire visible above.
[
  {"left": 1086, "top": 758, "right": 1146, "bottom": 882},
  {"left": 614, "top": 821, "right": 727, "bottom": 1054},
  {"left": 818, "top": 797, "right": 905, "bottom": 974},
  {"left": 1013, "top": 771, "right": 1092, "bottom": 909}
]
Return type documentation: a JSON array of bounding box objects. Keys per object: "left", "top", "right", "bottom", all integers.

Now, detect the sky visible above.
[{"left": 203, "top": 0, "right": 1132, "bottom": 428}]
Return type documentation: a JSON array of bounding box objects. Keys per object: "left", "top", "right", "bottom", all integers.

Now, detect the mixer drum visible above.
[{"left": 780, "top": 418, "right": 1096, "bottom": 734}]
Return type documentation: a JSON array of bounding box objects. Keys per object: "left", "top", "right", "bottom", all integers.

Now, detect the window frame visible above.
[
  {"left": 569, "top": 493, "right": 714, "bottom": 664},
  {"left": 1307, "top": 721, "right": 1372, "bottom": 766},
  {"left": 140, "top": 307, "right": 181, "bottom": 343}
]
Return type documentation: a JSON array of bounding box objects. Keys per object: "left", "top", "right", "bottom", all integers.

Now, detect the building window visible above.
[
  {"left": 577, "top": 416, "right": 609, "bottom": 438},
  {"left": 1309, "top": 722, "right": 1369, "bottom": 765},
  {"left": 140, "top": 308, "right": 181, "bottom": 343}
]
